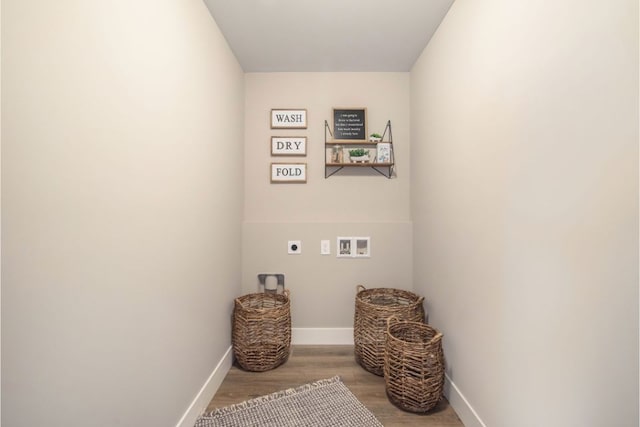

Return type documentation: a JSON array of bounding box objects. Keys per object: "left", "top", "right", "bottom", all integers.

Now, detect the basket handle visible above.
[
  {"left": 356, "top": 284, "right": 366, "bottom": 293},
  {"left": 283, "top": 289, "right": 291, "bottom": 298},
  {"left": 386, "top": 315, "right": 400, "bottom": 328},
  {"left": 429, "top": 332, "right": 444, "bottom": 345}
]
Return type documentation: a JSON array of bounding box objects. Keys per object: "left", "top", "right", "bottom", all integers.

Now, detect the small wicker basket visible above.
[
  {"left": 384, "top": 316, "right": 444, "bottom": 413},
  {"left": 354, "top": 285, "right": 425, "bottom": 375},
  {"left": 232, "top": 290, "right": 291, "bottom": 372}
]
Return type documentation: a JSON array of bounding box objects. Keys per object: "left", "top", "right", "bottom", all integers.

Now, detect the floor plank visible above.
[{"left": 205, "top": 345, "right": 464, "bottom": 427}]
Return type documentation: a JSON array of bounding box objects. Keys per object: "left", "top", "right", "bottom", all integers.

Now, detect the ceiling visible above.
[{"left": 203, "top": 0, "right": 455, "bottom": 72}]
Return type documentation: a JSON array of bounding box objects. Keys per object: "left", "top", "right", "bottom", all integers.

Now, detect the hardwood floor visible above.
[{"left": 206, "top": 345, "right": 464, "bottom": 426}]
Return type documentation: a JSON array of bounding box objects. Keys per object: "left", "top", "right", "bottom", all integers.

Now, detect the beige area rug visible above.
[{"left": 194, "top": 376, "right": 382, "bottom": 427}]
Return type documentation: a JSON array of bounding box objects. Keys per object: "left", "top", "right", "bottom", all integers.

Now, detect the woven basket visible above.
[
  {"left": 232, "top": 290, "right": 291, "bottom": 372},
  {"left": 384, "top": 316, "right": 444, "bottom": 413},
  {"left": 354, "top": 285, "right": 425, "bottom": 375}
]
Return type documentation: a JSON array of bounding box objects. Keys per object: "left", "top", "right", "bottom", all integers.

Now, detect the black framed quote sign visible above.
[{"left": 333, "top": 108, "right": 367, "bottom": 141}]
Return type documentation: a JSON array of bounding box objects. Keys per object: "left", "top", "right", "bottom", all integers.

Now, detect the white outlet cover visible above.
[
  {"left": 320, "top": 240, "right": 331, "bottom": 255},
  {"left": 288, "top": 240, "right": 302, "bottom": 254}
]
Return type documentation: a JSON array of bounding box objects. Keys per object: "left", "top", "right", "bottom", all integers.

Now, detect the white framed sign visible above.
[
  {"left": 271, "top": 109, "right": 307, "bottom": 129},
  {"left": 271, "top": 163, "right": 307, "bottom": 183},
  {"left": 271, "top": 136, "right": 307, "bottom": 156}
]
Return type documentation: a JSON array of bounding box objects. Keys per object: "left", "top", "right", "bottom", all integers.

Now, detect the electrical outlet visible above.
[
  {"left": 288, "top": 240, "right": 302, "bottom": 254},
  {"left": 320, "top": 240, "right": 331, "bottom": 255}
]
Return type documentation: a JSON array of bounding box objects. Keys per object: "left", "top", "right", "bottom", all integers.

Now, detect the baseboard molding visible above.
[
  {"left": 444, "top": 374, "right": 487, "bottom": 427},
  {"left": 175, "top": 346, "right": 233, "bottom": 427},
  {"left": 175, "top": 337, "right": 483, "bottom": 427},
  {"left": 176, "top": 328, "right": 352, "bottom": 426},
  {"left": 292, "top": 327, "right": 354, "bottom": 345}
]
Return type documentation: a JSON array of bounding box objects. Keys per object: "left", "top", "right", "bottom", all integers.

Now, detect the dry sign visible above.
[
  {"left": 271, "top": 136, "right": 307, "bottom": 156},
  {"left": 271, "top": 163, "right": 307, "bottom": 183}
]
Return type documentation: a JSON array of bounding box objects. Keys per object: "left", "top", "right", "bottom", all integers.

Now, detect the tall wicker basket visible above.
[
  {"left": 232, "top": 290, "right": 291, "bottom": 372},
  {"left": 384, "top": 316, "right": 444, "bottom": 413},
  {"left": 354, "top": 285, "right": 425, "bottom": 375}
]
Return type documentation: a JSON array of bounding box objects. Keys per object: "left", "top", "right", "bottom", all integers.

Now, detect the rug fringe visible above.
[{"left": 200, "top": 376, "right": 342, "bottom": 419}]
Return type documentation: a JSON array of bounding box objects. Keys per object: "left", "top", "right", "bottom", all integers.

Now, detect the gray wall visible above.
[
  {"left": 410, "top": 0, "right": 639, "bottom": 426},
  {"left": 1, "top": 1, "right": 244, "bottom": 426},
  {"left": 243, "top": 73, "right": 413, "bottom": 328}
]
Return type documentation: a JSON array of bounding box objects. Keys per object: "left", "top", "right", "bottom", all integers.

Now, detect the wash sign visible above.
[{"left": 271, "top": 109, "right": 307, "bottom": 129}]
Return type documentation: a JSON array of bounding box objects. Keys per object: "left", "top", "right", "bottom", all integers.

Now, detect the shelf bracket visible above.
[
  {"left": 325, "top": 166, "right": 344, "bottom": 178},
  {"left": 371, "top": 166, "right": 393, "bottom": 178}
]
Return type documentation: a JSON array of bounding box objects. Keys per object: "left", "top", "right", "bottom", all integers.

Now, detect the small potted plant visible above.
[
  {"left": 349, "top": 148, "right": 370, "bottom": 162},
  {"left": 369, "top": 133, "right": 382, "bottom": 142}
]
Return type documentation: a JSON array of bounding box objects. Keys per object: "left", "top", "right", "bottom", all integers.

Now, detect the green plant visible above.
[
  {"left": 370, "top": 133, "right": 382, "bottom": 138},
  {"left": 349, "top": 148, "right": 369, "bottom": 157}
]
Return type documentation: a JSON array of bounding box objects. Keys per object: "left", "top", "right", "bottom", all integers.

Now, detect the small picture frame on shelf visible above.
[
  {"left": 271, "top": 136, "right": 306, "bottom": 156},
  {"left": 271, "top": 109, "right": 307, "bottom": 129},
  {"left": 376, "top": 142, "right": 391, "bottom": 163}
]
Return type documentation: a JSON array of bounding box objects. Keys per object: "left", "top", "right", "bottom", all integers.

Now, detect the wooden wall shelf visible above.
[{"left": 324, "top": 120, "right": 395, "bottom": 178}]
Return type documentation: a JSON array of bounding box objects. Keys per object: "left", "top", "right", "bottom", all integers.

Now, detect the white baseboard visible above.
[
  {"left": 176, "top": 337, "right": 483, "bottom": 427},
  {"left": 292, "top": 327, "right": 354, "bottom": 345},
  {"left": 444, "top": 374, "right": 487, "bottom": 427},
  {"left": 176, "top": 328, "right": 352, "bottom": 426},
  {"left": 175, "top": 346, "right": 233, "bottom": 427}
]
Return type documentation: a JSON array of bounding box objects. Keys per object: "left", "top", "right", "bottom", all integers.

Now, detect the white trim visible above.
[
  {"left": 444, "top": 374, "right": 487, "bottom": 427},
  {"left": 292, "top": 327, "right": 354, "bottom": 345},
  {"left": 175, "top": 346, "right": 233, "bottom": 427},
  {"left": 175, "top": 337, "right": 484, "bottom": 427}
]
